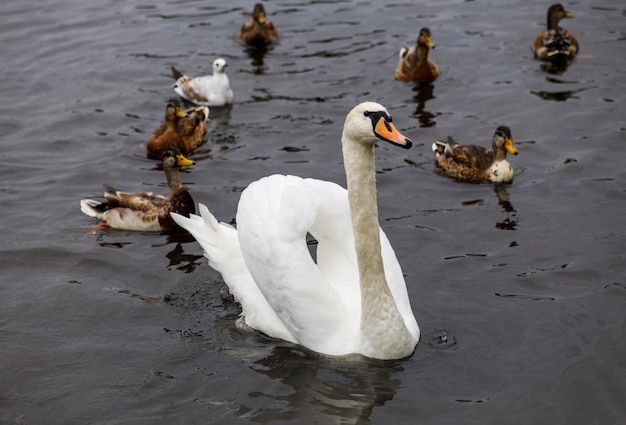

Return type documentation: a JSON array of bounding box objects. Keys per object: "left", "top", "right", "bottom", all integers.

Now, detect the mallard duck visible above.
[
  {"left": 432, "top": 126, "right": 519, "bottom": 183},
  {"left": 239, "top": 3, "right": 278, "bottom": 47},
  {"left": 532, "top": 3, "right": 579, "bottom": 62},
  {"left": 80, "top": 147, "right": 196, "bottom": 231},
  {"left": 171, "top": 102, "right": 419, "bottom": 360},
  {"left": 171, "top": 58, "right": 233, "bottom": 107},
  {"left": 146, "top": 99, "right": 208, "bottom": 158},
  {"left": 395, "top": 28, "right": 439, "bottom": 84}
]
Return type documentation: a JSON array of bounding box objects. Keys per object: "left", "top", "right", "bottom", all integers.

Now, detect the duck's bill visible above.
[
  {"left": 176, "top": 153, "right": 196, "bottom": 166},
  {"left": 505, "top": 138, "right": 519, "bottom": 155}
]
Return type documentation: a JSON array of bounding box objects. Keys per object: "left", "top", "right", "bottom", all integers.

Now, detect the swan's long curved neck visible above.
[{"left": 342, "top": 134, "right": 412, "bottom": 357}]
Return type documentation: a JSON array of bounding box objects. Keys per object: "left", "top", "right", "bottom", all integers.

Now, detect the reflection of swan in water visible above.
[
  {"left": 245, "top": 345, "right": 402, "bottom": 424},
  {"left": 412, "top": 83, "right": 438, "bottom": 128}
]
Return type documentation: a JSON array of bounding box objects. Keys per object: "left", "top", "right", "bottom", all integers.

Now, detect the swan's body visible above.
[
  {"left": 172, "top": 58, "right": 233, "bottom": 107},
  {"left": 172, "top": 102, "right": 419, "bottom": 359}
]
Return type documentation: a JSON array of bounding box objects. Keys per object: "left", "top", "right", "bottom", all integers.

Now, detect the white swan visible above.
[{"left": 171, "top": 102, "right": 420, "bottom": 359}]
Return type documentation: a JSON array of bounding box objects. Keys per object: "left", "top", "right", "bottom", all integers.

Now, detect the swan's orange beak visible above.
[{"left": 373, "top": 116, "right": 413, "bottom": 149}]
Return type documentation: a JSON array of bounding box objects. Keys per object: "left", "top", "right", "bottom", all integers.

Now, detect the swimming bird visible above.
[
  {"left": 432, "top": 126, "right": 519, "bottom": 183},
  {"left": 147, "top": 99, "right": 209, "bottom": 158},
  {"left": 171, "top": 58, "right": 233, "bottom": 107},
  {"left": 171, "top": 102, "right": 420, "bottom": 360},
  {"left": 239, "top": 3, "right": 278, "bottom": 47},
  {"left": 395, "top": 28, "right": 439, "bottom": 84},
  {"left": 81, "top": 147, "right": 195, "bottom": 231},
  {"left": 531, "top": 3, "right": 579, "bottom": 62}
]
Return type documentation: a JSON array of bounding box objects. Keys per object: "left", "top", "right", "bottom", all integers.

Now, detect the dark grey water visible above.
[{"left": 1, "top": 0, "right": 625, "bottom": 424}]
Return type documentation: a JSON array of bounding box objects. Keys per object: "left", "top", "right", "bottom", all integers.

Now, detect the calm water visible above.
[{"left": 1, "top": 0, "right": 625, "bottom": 423}]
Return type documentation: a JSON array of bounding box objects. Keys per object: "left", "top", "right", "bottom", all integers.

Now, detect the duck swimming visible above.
[
  {"left": 81, "top": 147, "right": 195, "bottom": 231},
  {"left": 531, "top": 3, "right": 579, "bottom": 63},
  {"left": 395, "top": 28, "right": 439, "bottom": 84},
  {"left": 432, "top": 126, "right": 519, "bottom": 183}
]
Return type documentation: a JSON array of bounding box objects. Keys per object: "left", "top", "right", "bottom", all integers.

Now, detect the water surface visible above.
[{"left": 1, "top": 0, "right": 625, "bottom": 424}]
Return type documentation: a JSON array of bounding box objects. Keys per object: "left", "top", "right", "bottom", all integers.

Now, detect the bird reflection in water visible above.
[
  {"left": 245, "top": 45, "right": 270, "bottom": 76},
  {"left": 494, "top": 183, "right": 518, "bottom": 231},
  {"left": 531, "top": 76, "right": 592, "bottom": 101},
  {"left": 245, "top": 345, "right": 403, "bottom": 424},
  {"left": 539, "top": 59, "right": 570, "bottom": 75},
  {"left": 412, "top": 83, "right": 438, "bottom": 128}
]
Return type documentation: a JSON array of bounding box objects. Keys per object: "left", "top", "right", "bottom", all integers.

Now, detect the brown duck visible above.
[
  {"left": 395, "top": 28, "right": 439, "bottom": 84},
  {"left": 432, "top": 126, "right": 519, "bottom": 183},
  {"left": 147, "top": 100, "right": 208, "bottom": 158},
  {"left": 531, "top": 3, "right": 579, "bottom": 62},
  {"left": 80, "top": 147, "right": 196, "bottom": 231},
  {"left": 239, "top": 3, "right": 278, "bottom": 47}
]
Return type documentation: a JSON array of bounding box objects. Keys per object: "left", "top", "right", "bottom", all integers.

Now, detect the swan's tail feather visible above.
[
  {"left": 171, "top": 204, "right": 293, "bottom": 341},
  {"left": 198, "top": 203, "right": 220, "bottom": 233},
  {"left": 171, "top": 204, "right": 239, "bottom": 275}
]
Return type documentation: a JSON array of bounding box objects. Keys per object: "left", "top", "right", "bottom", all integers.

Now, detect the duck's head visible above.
[
  {"left": 253, "top": 3, "right": 268, "bottom": 23},
  {"left": 343, "top": 102, "right": 412, "bottom": 150},
  {"left": 417, "top": 28, "right": 436, "bottom": 50},
  {"left": 493, "top": 126, "right": 518, "bottom": 155},
  {"left": 547, "top": 4, "right": 574, "bottom": 29},
  {"left": 213, "top": 58, "right": 227, "bottom": 74},
  {"left": 165, "top": 99, "right": 187, "bottom": 120},
  {"left": 162, "top": 147, "right": 196, "bottom": 169}
]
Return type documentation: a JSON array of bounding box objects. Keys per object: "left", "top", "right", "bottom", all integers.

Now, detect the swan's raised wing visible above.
[
  {"left": 236, "top": 175, "right": 360, "bottom": 354},
  {"left": 171, "top": 204, "right": 293, "bottom": 342}
]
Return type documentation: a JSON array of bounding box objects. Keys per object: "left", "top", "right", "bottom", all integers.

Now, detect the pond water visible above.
[{"left": 1, "top": 0, "right": 625, "bottom": 424}]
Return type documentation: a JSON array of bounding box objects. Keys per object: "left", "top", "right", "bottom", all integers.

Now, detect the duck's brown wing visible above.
[
  {"left": 395, "top": 46, "right": 418, "bottom": 81},
  {"left": 447, "top": 145, "right": 494, "bottom": 170},
  {"left": 178, "top": 107, "right": 207, "bottom": 138}
]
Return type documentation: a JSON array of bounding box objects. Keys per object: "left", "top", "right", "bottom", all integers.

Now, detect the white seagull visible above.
[{"left": 171, "top": 58, "right": 233, "bottom": 107}]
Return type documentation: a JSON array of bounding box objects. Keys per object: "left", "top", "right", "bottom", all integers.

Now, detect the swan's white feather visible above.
[
  {"left": 173, "top": 175, "right": 418, "bottom": 357},
  {"left": 172, "top": 204, "right": 294, "bottom": 343},
  {"left": 172, "top": 102, "right": 419, "bottom": 359}
]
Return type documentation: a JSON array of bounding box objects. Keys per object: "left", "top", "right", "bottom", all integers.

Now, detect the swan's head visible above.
[
  {"left": 213, "top": 58, "right": 227, "bottom": 74},
  {"left": 344, "top": 102, "right": 412, "bottom": 150}
]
